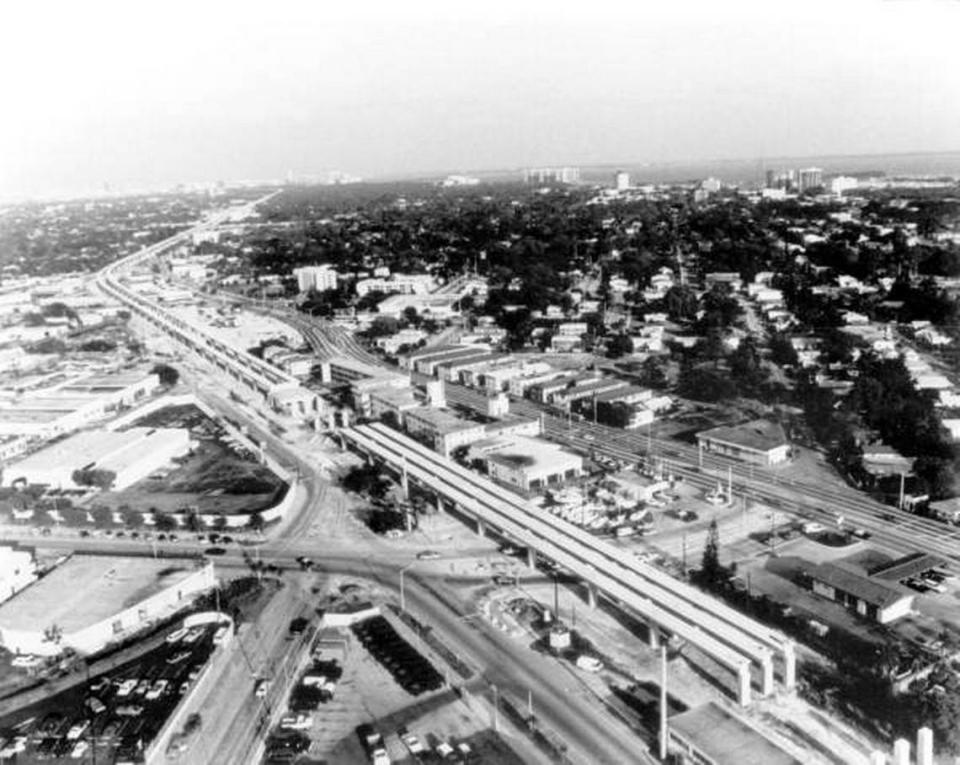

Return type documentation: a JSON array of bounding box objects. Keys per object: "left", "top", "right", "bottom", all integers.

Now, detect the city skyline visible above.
[{"left": 3, "top": 0, "right": 960, "bottom": 200}]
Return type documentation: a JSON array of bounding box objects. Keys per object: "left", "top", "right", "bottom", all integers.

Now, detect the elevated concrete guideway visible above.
[
  {"left": 343, "top": 422, "right": 796, "bottom": 706},
  {"left": 356, "top": 422, "right": 796, "bottom": 692},
  {"left": 95, "top": 194, "right": 305, "bottom": 403}
]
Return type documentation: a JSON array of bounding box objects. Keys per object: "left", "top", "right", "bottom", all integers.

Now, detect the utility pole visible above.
[{"left": 659, "top": 643, "right": 669, "bottom": 760}]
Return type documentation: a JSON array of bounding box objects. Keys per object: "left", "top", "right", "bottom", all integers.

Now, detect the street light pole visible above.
[{"left": 400, "top": 561, "right": 416, "bottom": 612}]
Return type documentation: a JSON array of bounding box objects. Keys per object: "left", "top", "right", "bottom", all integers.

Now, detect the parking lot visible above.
[{"left": 0, "top": 622, "right": 224, "bottom": 763}]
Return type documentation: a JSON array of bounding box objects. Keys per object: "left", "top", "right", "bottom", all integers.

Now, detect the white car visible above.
[
  {"left": 116, "top": 679, "right": 138, "bottom": 697},
  {"left": 70, "top": 740, "right": 89, "bottom": 759},
  {"left": 279, "top": 713, "right": 312, "bottom": 731},
  {"left": 145, "top": 679, "right": 168, "bottom": 700},
  {"left": 182, "top": 627, "right": 204, "bottom": 644},
  {"left": 165, "top": 627, "right": 189, "bottom": 644},
  {"left": 254, "top": 678, "right": 269, "bottom": 698},
  {"left": 575, "top": 655, "right": 603, "bottom": 672},
  {"left": 402, "top": 733, "right": 425, "bottom": 754},
  {"left": 66, "top": 721, "right": 89, "bottom": 740}
]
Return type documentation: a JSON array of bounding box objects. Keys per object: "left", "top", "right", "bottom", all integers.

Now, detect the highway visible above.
[{"left": 341, "top": 421, "right": 795, "bottom": 706}]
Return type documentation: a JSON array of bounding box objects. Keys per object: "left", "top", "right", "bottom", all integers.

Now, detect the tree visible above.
[
  {"left": 700, "top": 518, "right": 729, "bottom": 589},
  {"left": 185, "top": 510, "right": 203, "bottom": 533},
  {"left": 151, "top": 363, "right": 180, "bottom": 387},
  {"left": 71, "top": 467, "right": 116, "bottom": 491},
  {"left": 154, "top": 513, "right": 177, "bottom": 532},
  {"left": 91, "top": 505, "right": 117, "bottom": 528},
  {"left": 212, "top": 514, "right": 228, "bottom": 532},
  {"left": 247, "top": 511, "right": 265, "bottom": 534},
  {"left": 365, "top": 316, "right": 400, "bottom": 338},
  {"left": 606, "top": 334, "right": 633, "bottom": 359}
]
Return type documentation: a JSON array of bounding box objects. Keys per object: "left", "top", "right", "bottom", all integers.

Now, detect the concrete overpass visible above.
[{"left": 342, "top": 421, "right": 796, "bottom": 707}]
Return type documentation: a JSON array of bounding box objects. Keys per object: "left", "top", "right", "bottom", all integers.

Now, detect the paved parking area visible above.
[{"left": 0, "top": 622, "right": 221, "bottom": 763}]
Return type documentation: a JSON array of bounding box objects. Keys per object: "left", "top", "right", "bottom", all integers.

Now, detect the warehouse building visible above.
[
  {"left": 2, "top": 427, "right": 191, "bottom": 490},
  {"left": 0, "top": 369, "right": 160, "bottom": 438},
  {"left": 0, "top": 555, "right": 216, "bottom": 656}
]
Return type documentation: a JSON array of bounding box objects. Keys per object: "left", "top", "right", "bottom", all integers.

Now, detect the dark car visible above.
[{"left": 204, "top": 547, "right": 227, "bottom": 556}]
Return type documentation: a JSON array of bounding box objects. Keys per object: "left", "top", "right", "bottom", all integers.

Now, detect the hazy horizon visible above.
[{"left": 3, "top": 0, "right": 960, "bottom": 200}]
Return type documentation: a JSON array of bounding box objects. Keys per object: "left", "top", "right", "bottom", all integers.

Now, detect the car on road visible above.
[
  {"left": 182, "top": 627, "right": 204, "bottom": 644},
  {"left": 166, "top": 627, "right": 189, "bottom": 643},
  {"left": 851, "top": 528, "right": 872, "bottom": 539},
  {"left": 85, "top": 697, "right": 106, "bottom": 715},
  {"left": 254, "top": 678, "right": 270, "bottom": 698},
  {"left": 295, "top": 556, "right": 315, "bottom": 570},
  {"left": 575, "top": 655, "right": 603, "bottom": 672},
  {"left": 416, "top": 550, "right": 440, "bottom": 560},
  {"left": 204, "top": 547, "right": 227, "bottom": 556},
  {"left": 115, "top": 705, "right": 144, "bottom": 717}
]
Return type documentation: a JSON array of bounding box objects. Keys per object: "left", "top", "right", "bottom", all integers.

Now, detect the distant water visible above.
[{"left": 574, "top": 150, "right": 960, "bottom": 186}]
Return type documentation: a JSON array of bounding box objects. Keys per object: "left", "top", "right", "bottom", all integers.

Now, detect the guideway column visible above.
[
  {"left": 761, "top": 656, "right": 774, "bottom": 698},
  {"left": 526, "top": 547, "right": 536, "bottom": 570},
  {"left": 585, "top": 584, "right": 597, "bottom": 610},
  {"left": 647, "top": 622, "right": 660, "bottom": 649},
  {"left": 737, "top": 664, "right": 752, "bottom": 707},
  {"left": 783, "top": 643, "right": 796, "bottom": 691}
]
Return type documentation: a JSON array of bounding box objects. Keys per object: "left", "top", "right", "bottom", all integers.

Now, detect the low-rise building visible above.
[
  {"left": 470, "top": 435, "right": 582, "bottom": 493},
  {"left": 0, "top": 555, "right": 216, "bottom": 656},
  {"left": 804, "top": 560, "right": 914, "bottom": 624},
  {"left": 2, "top": 427, "right": 191, "bottom": 490},
  {"left": 0, "top": 369, "right": 160, "bottom": 438},
  {"left": 696, "top": 420, "right": 790, "bottom": 466},
  {"left": 403, "top": 407, "right": 487, "bottom": 457}
]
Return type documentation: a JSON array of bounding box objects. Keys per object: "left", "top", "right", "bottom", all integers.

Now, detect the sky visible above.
[{"left": 2, "top": 0, "right": 960, "bottom": 199}]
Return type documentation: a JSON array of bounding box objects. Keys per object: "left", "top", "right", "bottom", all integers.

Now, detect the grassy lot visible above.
[{"left": 96, "top": 440, "right": 286, "bottom": 516}]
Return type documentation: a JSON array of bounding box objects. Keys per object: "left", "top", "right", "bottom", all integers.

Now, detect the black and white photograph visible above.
[{"left": 1, "top": 1, "right": 960, "bottom": 763}]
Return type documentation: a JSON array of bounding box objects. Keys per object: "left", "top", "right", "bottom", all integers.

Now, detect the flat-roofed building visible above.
[
  {"left": 437, "top": 353, "right": 504, "bottom": 384},
  {"left": 369, "top": 387, "right": 421, "bottom": 426},
  {"left": 552, "top": 378, "right": 629, "bottom": 408},
  {"left": 2, "top": 427, "right": 191, "bottom": 490},
  {"left": 0, "top": 555, "right": 216, "bottom": 656},
  {"left": 696, "top": 420, "right": 790, "bottom": 466},
  {"left": 0, "top": 369, "right": 160, "bottom": 439},
  {"left": 402, "top": 345, "right": 492, "bottom": 375},
  {"left": 403, "top": 407, "right": 486, "bottom": 457},
  {"left": 471, "top": 435, "right": 582, "bottom": 493},
  {"left": 319, "top": 357, "right": 409, "bottom": 415}
]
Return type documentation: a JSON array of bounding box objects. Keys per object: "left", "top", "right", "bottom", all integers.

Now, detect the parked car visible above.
[{"left": 416, "top": 550, "right": 440, "bottom": 560}]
